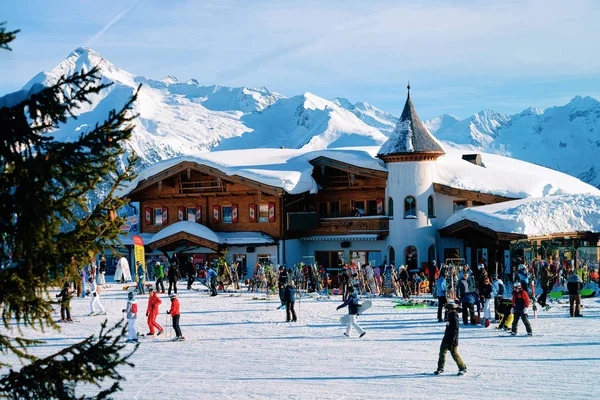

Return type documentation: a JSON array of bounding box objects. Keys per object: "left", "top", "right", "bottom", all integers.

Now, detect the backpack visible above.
[{"left": 131, "top": 303, "right": 138, "bottom": 314}]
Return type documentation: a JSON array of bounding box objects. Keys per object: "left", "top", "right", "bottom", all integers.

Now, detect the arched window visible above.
[
  {"left": 388, "top": 197, "right": 394, "bottom": 217},
  {"left": 404, "top": 246, "right": 418, "bottom": 271},
  {"left": 388, "top": 246, "right": 395, "bottom": 266},
  {"left": 404, "top": 196, "right": 417, "bottom": 218},
  {"left": 427, "top": 195, "right": 435, "bottom": 218}
]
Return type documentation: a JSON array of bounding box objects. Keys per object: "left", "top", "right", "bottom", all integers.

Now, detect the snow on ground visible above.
[{"left": 4, "top": 282, "right": 600, "bottom": 400}]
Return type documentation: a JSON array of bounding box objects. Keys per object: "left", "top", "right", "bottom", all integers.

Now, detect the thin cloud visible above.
[{"left": 85, "top": 0, "right": 143, "bottom": 47}]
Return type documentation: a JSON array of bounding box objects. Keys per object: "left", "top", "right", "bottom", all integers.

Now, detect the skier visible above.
[
  {"left": 480, "top": 275, "right": 493, "bottom": 326},
  {"left": 491, "top": 274, "right": 505, "bottom": 321},
  {"left": 510, "top": 282, "right": 533, "bottom": 336},
  {"left": 207, "top": 265, "right": 218, "bottom": 296},
  {"left": 460, "top": 291, "right": 479, "bottom": 325},
  {"left": 399, "top": 265, "right": 410, "bottom": 299},
  {"left": 428, "top": 259, "right": 438, "bottom": 294},
  {"left": 283, "top": 280, "right": 297, "bottom": 322},
  {"left": 278, "top": 265, "right": 288, "bottom": 309},
  {"left": 537, "top": 261, "right": 552, "bottom": 307},
  {"left": 155, "top": 261, "right": 165, "bottom": 294},
  {"left": 167, "top": 294, "right": 185, "bottom": 340},
  {"left": 516, "top": 264, "right": 530, "bottom": 292},
  {"left": 88, "top": 277, "right": 106, "bottom": 315},
  {"left": 566, "top": 270, "right": 584, "bottom": 317},
  {"left": 146, "top": 288, "right": 164, "bottom": 336},
  {"left": 98, "top": 256, "right": 107, "bottom": 287},
  {"left": 336, "top": 286, "right": 366, "bottom": 338},
  {"left": 435, "top": 267, "right": 448, "bottom": 322},
  {"left": 435, "top": 303, "right": 467, "bottom": 375},
  {"left": 79, "top": 263, "right": 87, "bottom": 298},
  {"left": 135, "top": 261, "right": 146, "bottom": 295},
  {"left": 185, "top": 256, "right": 195, "bottom": 290},
  {"left": 56, "top": 282, "right": 73, "bottom": 322},
  {"left": 167, "top": 261, "right": 180, "bottom": 296},
  {"left": 122, "top": 292, "right": 138, "bottom": 342},
  {"left": 340, "top": 266, "right": 351, "bottom": 300}
]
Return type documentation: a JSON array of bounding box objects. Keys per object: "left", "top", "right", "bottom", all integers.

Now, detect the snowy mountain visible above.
[
  {"left": 23, "top": 47, "right": 386, "bottom": 165},
  {"left": 13, "top": 47, "right": 600, "bottom": 189},
  {"left": 427, "top": 98, "right": 600, "bottom": 189}
]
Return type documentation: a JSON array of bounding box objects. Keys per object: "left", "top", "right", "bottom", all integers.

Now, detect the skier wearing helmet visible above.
[{"left": 511, "top": 281, "right": 533, "bottom": 336}]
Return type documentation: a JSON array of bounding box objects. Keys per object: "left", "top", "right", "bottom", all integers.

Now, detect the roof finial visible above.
[{"left": 407, "top": 81, "right": 411, "bottom": 98}]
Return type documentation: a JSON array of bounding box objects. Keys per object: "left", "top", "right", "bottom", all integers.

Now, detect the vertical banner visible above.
[
  {"left": 132, "top": 235, "right": 145, "bottom": 283},
  {"left": 162, "top": 206, "right": 168, "bottom": 225},
  {"left": 232, "top": 204, "right": 238, "bottom": 223},
  {"left": 144, "top": 207, "right": 151, "bottom": 225},
  {"left": 249, "top": 204, "right": 256, "bottom": 223},
  {"left": 376, "top": 198, "right": 383, "bottom": 215},
  {"left": 195, "top": 205, "right": 202, "bottom": 223},
  {"left": 213, "top": 205, "right": 219, "bottom": 223},
  {"left": 177, "top": 206, "right": 185, "bottom": 221},
  {"left": 268, "top": 203, "right": 275, "bottom": 222}
]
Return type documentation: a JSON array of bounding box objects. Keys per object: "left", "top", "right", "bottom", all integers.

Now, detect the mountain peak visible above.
[
  {"left": 161, "top": 75, "right": 179, "bottom": 85},
  {"left": 566, "top": 95, "right": 600, "bottom": 110}
]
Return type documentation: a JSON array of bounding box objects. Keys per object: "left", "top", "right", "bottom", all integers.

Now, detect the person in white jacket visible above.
[
  {"left": 123, "top": 292, "right": 138, "bottom": 342},
  {"left": 88, "top": 278, "right": 106, "bottom": 315}
]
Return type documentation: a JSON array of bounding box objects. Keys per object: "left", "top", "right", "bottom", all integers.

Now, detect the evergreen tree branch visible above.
[{"left": 0, "top": 23, "right": 19, "bottom": 50}]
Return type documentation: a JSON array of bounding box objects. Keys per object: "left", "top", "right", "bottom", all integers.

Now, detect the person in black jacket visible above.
[
  {"left": 167, "top": 262, "right": 180, "bottom": 296},
  {"left": 336, "top": 286, "right": 366, "bottom": 338},
  {"left": 277, "top": 266, "right": 288, "bottom": 310},
  {"left": 435, "top": 303, "right": 467, "bottom": 375},
  {"left": 56, "top": 282, "right": 73, "bottom": 322},
  {"left": 283, "top": 280, "right": 297, "bottom": 322},
  {"left": 185, "top": 257, "right": 195, "bottom": 290},
  {"left": 566, "top": 270, "right": 584, "bottom": 317}
]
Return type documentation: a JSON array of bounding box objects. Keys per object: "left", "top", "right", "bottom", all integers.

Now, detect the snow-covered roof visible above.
[
  {"left": 117, "top": 147, "right": 386, "bottom": 197},
  {"left": 218, "top": 232, "right": 275, "bottom": 245},
  {"left": 443, "top": 194, "right": 600, "bottom": 236},
  {"left": 436, "top": 149, "right": 600, "bottom": 199},
  {"left": 147, "top": 221, "right": 221, "bottom": 245},
  {"left": 378, "top": 88, "right": 445, "bottom": 156}
]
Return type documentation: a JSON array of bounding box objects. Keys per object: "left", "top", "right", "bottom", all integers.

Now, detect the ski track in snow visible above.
[{"left": 3, "top": 284, "right": 600, "bottom": 400}]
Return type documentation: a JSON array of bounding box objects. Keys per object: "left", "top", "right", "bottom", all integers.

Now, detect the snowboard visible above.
[
  {"left": 394, "top": 304, "right": 427, "bottom": 309},
  {"left": 339, "top": 300, "right": 372, "bottom": 324},
  {"left": 549, "top": 289, "right": 596, "bottom": 299}
]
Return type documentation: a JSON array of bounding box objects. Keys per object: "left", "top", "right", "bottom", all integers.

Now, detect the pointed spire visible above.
[{"left": 377, "top": 85, "right": 445, "bottom": 161}]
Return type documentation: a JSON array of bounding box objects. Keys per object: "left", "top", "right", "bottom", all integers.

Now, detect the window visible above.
[
  {"left": 222, "top": 206, "right": 232, "bottom": 223},
  {"left": 318, "top": 202, "right": 328, "bottom": 218},
  {"left": 404, "top": 196, "right": 417, "bottom": 218},
  {"left": 352, "top": 200, "right": 365, "bottom": 216},
  {"left": 330, "top": 201, "right": 340, "bottom": 217},
  {"left": 453, "top": 200, "right": 467, "bottom": 214},
  {"left": 153, "top": 208, "right": 163, "bottom": 225},
  {"left": 388, "top": 197, "right": 394, "bottom": 217},
  {"left": 186, "top": 207, "right": 196, "bottom": 222},
  {"left": 366, "top": 200, "right": 377, "bottom": 216},
  {"left": 388, "top": 246, "right": 396, "bottom": 265},
  {"left": 427, "top": 195, "right": 435, "bottom": 218},
  {"left": 351, "top": 251, "right": 367, "bottom": 265},
  {"left": 404, "top": 246, "right": 418, "bottom": 271},
  {"left": 258, "top": 204, "right": 269, "bottom": 222}
]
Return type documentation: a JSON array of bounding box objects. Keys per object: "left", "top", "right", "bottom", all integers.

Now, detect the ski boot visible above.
[
  {"left": 434, "top": 369, "right": 443, "bottom": 375},
  {"left": 457, "top": 369, "right": 467, "bottom": 376}
]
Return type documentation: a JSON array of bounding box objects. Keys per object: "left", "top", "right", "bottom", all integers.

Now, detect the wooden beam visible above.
[
  {"left": 147, "top": 231, "right": 220, "bottom": 251},
  {"left": 433, "top": 183, "right": 518, "bottom": 204}
]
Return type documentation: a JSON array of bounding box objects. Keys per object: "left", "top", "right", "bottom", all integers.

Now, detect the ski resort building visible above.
[{"left": 116, "top": 88, "right": 600, "bottom": 279}]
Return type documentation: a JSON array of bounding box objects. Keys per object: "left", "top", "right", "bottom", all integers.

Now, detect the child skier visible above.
[
  {"left": 435, "top": 303, "right": 467, "bottom": 375},
  {"left": 167, "top": 294, "right": 185, "bottom": 341},
  {"left": 56, "top": 282, "right": 73, "bottom": 322},
  {"left": 88, "top": 277, "right": 106, "bottom": 316},
  {"left": 511, "top": 282, "right": 533, "bottom": 336},
  {"left": 122, "top": 292, "right": 138, "bottom": 343},
  {"left": 146, "top": 288, "right": 164, "bottom": 336},
  {"left": 336, "top": 286, "right": 366, "bottom": 338}
]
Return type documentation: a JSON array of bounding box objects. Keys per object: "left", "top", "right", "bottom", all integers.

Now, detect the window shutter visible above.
[
  {"left": 268, "top": 203, "right": 276, "bottom": 222},
  {"left": 144, "top": 207, "right": 151, "bottom": 225},
  {"left": 177, "top": 206, "right": 185, "bottom": 221},
  {"left": 162, "top": 206, "right": 168, "bottom": 225},
  {"left": 213, "top": 205, "right": 219, "bottom": 224},
  {"left": 195, "top": 206, "right": 202, "bottom": 223},
  {"left": 232, "top": 204, "right": 238, "bottom": 223},
  {"left": 249, "top": 204, "right": 256, "bottom": 223},
  {"left": 376, "top": 198, "right": 383, "bottom": 215}
]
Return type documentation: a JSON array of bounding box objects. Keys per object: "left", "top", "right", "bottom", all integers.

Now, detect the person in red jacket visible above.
[
  {"left": 146, "top": 288, "right": 164, "bottom": 336},
  {"left": 510, "top": 282, "right": 533, "bottom": 336},
  {"left": 167, "top": 294, "right": 185, "bottom": 341}
]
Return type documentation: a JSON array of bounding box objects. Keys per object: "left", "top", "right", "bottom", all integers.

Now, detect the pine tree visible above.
[{"left": 0, "top": 24, "right": 141, "bottom": 399}]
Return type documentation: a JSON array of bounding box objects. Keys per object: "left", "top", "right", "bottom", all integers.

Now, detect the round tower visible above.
[{"left": 377, "top": 85, "right": 445, "bottom": 271}]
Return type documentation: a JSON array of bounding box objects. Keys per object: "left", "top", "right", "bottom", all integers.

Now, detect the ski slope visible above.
[{"left": 5, "top": 283, "right": 600, "bottom": 400}]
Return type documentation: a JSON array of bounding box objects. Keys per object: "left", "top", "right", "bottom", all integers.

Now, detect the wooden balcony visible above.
[
  {"left": 310, "top": 216, "right": 389, "bottom": 235},
  {"left": 180, "top": 180, "right": 224, "bottom": 194}
]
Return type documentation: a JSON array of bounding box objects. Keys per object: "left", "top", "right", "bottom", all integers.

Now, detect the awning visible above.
[
  {"left": 300, "top": 234, "right": 379, "bottom": 242},
  {"left": 147, "top": 221, "right": 221, "bottom": 251},
  {"left": 218, "top": 232, "right": 275, "bottom": 246}
]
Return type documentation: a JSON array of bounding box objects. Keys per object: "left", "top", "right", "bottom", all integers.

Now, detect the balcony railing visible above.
[{"left": 311, "top": 216, "right": 389, "bottom": 235}]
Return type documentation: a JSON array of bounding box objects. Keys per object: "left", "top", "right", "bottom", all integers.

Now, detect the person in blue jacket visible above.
[
  {"left": 460, "top": 291, "right": 480, "bottom": 325},
  {"left": 435, "top": 267, "right": 448, "bottom": 322},
  {"left": 336, "top": 286, "right": 365, "bottom": 338},
  {"left": 207, "top": 266, "right": 218, "bottom": 296},
  {"left": 283, "top": 280, "right": 297, "bottom": 322}
]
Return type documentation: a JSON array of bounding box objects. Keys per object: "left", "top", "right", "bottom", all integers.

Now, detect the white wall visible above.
[
  {"left": 385, "top": 160, "right": 438, "bottom": 268},
  {"left": 283, "top": 238, "right": 388, "bottom": 267}
]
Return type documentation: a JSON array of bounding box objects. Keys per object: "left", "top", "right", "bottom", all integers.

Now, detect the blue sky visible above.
[{"left": 2, "top": 0, "right": 600, "bottom": 119}]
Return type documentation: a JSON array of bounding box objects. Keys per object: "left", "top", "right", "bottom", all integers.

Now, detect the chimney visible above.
[{"left": 462, "top": 154, "right": 482, "bottom": 166}]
